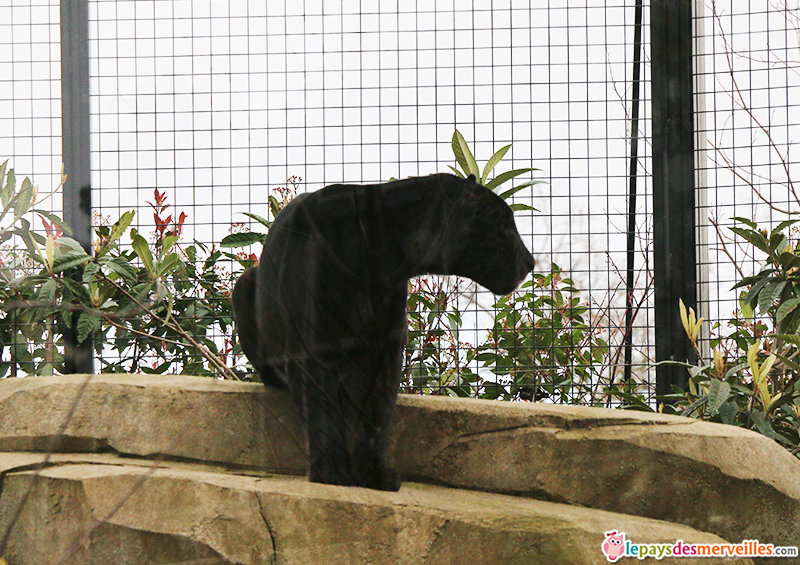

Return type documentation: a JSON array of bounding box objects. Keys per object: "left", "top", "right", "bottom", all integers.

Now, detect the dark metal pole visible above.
[
  {"left": 61, "top": 0, "right": 94, "bottom": 374},
  {"left": 651, "top": 0, "right": 698, "bottom": 397},
  {"left": 623, "top": 0, "right": 644, "bottom": 383}
]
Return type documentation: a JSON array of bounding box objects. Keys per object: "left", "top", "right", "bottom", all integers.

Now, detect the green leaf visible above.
[
  {"left": 606, "top": 389, "right": 655, "bottom": 412},
  {"left": 776, "top": 297, "right": 800, "bottom": 323},
  {"left": 772, "top": 333, "right": 800, "bottom": 348},
  {"left": 758, "top": 280, "right": 786, "bottom": 314},
  {"left": 106, "top": 210, "right": 135, "bottom": 247},
  {"left": 52, "top": 249, "right": 91, "bottom": 273},
  {"left": 509, "top": 203, "right": 537, "bottom": 212},
  {"left": 1, "top": 167, "right": 15, "bottom": 209},
  {"left": 732, "top": 274, "right": 766, "bottom": 290},
  {"left": 778, "top": 251, "right": 800, "bottom": 271},
  {"left": 775, "top": 352, "right": 800, "bottom": 375},
  {"left": 82, "top": 261, "right": 100, "bottom": 283},
  {"left": 240, "top": 212, "right": 272, "bottom": 229},
  {"left": 161, "top": 281, "right": 176, "bottom": 325},
  {"left": 732, "top": 216, "right": 758, "bottom": 229},
  {"left": 485, "top": 168, "right": 534, "bottom": 190},
  {"left": 707, "top": 379, "right": 731, "bottom": 414},
  {"left": 18, "top": 229, "right": 42, "bottom": 263},
  {"left": 102, "top": 255, "right": 138, "bottom": 282},
  {"left": 220, "top": 232, "right": 266, "bottom": 248},
  {"left": 481, "top": 144, "right": 511, "bottom": 185},
  {"left": 54, "top": 236, "right": 85, "bottom": 253},
  {"left": 28, "top": 230, "right": 47, "bottom": 247},
  {"left": 13, "top": 177, "right": 34, "bottom": 221},
  {"left": 38, "top": 278, "right": 57, "bottom": 304},
  {"left": 722, "top": 360, "right": 749, "bottom": 380},
  {"left": 773, "top": 219, "right": 799, "bottom": 234},
  {"left": 0, "top": 160, "right": 7, "bottom": 202},
  {"left": 718, "top": 401, "right": 738, "bottom": 425},
  {"left": 750, "top": 410, "right": 780, "bottom": 440},
  {"left": 60, "top": 277, "right": 92, "bottom": 305},
  {"left": 160, "top": 235, "right": 179, "bottom": 257},
  {"left": 447, "top": 165, "right": 465, "bottom": 178},
  {"left": 730, "top": 226, "right": 770, "bottom": 255},
  {"left": 130, "top": 229, "right": 155, "bottom": 277},
  {"left": 681, "top": 395, "right": 709, "bottom": 417},
  {"left": 742, "top": 277, "right": 771, "bottom": 309},
  {"left": 451, "top": 130, "right": 480, "bottom": 178},
  {"left": 154, "top": 280, "right": 169, "bottom": 302},
  {"left": 142, "top": 360, "right": 173, "bottom": 375},
  {"left": 498, "top": 180, "right": 538, "bottom": 200},
  {"left": 769, "top": 230, "right": 789, "bottom": 255},
  {"left": 115, "top": 282, "right": 153, "bottom": 317},
  {"left": 76, "top": 312, "right": 101, "bottom": 344},
  {"left": 268, "top": 195, "right": 282, "bottom": 219},
  {"left": 156, "top": 252, "right": 181, "bottom": 277}
]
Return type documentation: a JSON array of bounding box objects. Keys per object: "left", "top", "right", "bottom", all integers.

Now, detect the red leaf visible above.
[{"left": 38, "top": 215, "right": 63, "bottom": 239}]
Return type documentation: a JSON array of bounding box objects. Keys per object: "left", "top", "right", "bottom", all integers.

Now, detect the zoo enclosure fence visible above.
[{"left": 1, "top": 0, "right": 796, "bottom": 405}]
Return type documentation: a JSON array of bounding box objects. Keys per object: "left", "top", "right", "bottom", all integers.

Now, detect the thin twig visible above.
[
  {"left": 99, "top": 273, "right": 239, "bottom": 380},
  {"left": 707, "top": 139, "right": 795, "bottom": 216},
  {"left": 708, "top": 215, "right": 747, "bottom": 278},
  {"left": 712, "top": 4, "right": 800, "bottom": 208}
]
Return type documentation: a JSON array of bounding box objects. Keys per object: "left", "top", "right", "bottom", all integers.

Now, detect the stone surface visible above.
[
  {"left": 0, "top": 374, "right": 798, "bottom": 554},
  {"left": 0, "top": 373, "right": 306, "bottom": 472},
  {"left": 392, "top": 394, "right": 800, "bottom": 550},
  {"left": 0, "top": 454, "right": 753, "bottom": 565}
]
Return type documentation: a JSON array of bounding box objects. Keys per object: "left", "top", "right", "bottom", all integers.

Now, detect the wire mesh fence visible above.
[
  {"left": 2, "top": 0, "right": 796, "bottom": 405},
  {"left": 695, "top": 1, "right": 800, "bottom": 329},
  {"left": 89, "top": 0, "right": 654, "bottom": 403},
  {"left": 0, "top": 0, "right": 62, "bottom": 377}
]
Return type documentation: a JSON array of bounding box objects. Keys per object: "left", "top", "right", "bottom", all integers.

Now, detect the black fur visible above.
[{"left": 232, "top": 173, "right": 534, "bottom": 491}]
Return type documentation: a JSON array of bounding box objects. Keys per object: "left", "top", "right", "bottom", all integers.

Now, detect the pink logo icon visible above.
[{"left": 602, "top": 530, "right": 626, "bottom": 562}]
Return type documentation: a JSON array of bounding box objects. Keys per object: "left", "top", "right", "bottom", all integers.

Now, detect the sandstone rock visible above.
[
  {"left": 391, "top": 394, "right": 800, "bottom": 550},
  {"left": 0, "top": 455, "right": 753, "bottom": 565},
  {"left": 0, "top": 374, "right": 797, "bottom": 552},
  {"left": 0, "top": 374, "right": 305, "bottom": 472}
]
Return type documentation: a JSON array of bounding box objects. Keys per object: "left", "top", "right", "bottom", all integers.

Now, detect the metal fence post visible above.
[
  {"left": 650, "top": 0, "right": 699, "bottom": 397},
  {"left": 61, "top": 0, "right": 93, "bottom": 374}
]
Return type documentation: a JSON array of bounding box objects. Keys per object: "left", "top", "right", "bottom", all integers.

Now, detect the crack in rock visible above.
[
  {"left": 419, "top": 517, "right": 450, "bottom": 564},
  {"left": 256, "top": 492, "right": 279, "bottom": 565}
]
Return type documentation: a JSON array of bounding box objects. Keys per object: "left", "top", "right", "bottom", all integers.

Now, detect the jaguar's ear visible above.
[{"left": 466, "top": 174, "right": 477, "bottom": 183}]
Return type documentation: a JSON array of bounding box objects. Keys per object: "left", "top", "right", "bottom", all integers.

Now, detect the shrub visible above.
[
  {"left": 649, "top": 219, "right": 800, "bottom": 457},
  {"left": 0, "top": 162, "right": 246, "bottom": 379}
]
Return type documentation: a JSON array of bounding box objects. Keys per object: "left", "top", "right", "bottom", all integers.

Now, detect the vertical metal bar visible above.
[
  {"left": 693, "top": 1, "right": 710, "bottom": 358},
  {"left": 623, "top": 0, "right": 645, "bottom": 384},
  {"left": 61, "top": 0, "right": 93, "bottom": 374},
  {"left": 651, "top": 0, "right": 698, "bottom": 398}
]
